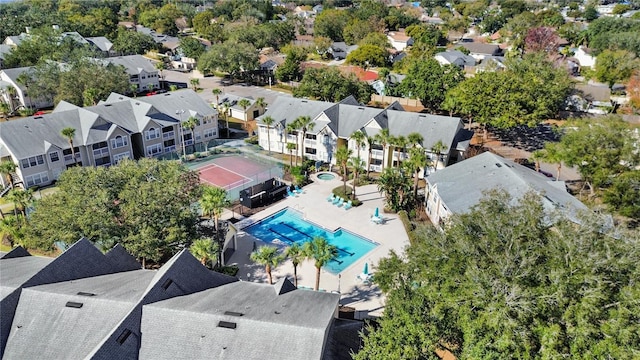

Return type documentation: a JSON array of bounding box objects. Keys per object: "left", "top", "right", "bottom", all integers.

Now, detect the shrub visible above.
[
  {"left": 215, "top": 264, "right": 239, "bottom": 277},
  {"left": 398, "top": 210, "right": 419, "bottom": 246},
  {"left": 331, "top": 186, "right": 362, "bottom": 206},
  {"left": 244, "top": 135, "right": 259, "bottom": 144}
]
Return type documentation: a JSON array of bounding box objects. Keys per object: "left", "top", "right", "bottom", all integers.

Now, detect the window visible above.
[
  {"left": 203, "top": 128, "right": 217, "bottom": 139},
  {"left": 21, "top": 155, "right": 45, "bottom": 169},
  {"left": 49, "top": 152, "right": 59, "bottom": 162},
  {"left": 145, "top": 128, "right": 160, "bottom": 141},
  {"left": 305, "top": 147, "right": 317, "bottom": 155},
  {"left": 25, "top": 172, "right": 49, "bottom": 187},
  {"left": 305, "top": 133, "right": 316, "bottom": 140},
  {"left": 146, "top": 143, "right": 162, "bottom": 156},
  {"left": 111, "top": 135, "right": 128, "bottom": 149},
  {"left": 95, "top": 156, "right": 111, "bottom": 167},
  {"left": 63, "top": 148, "right": 80, "bottom": 162},
  {"left": 162, "top": 127, "right": 175, "bottom": 139},
  {"left": 113, "top": 152, "right": 130, "bottom": 164}
]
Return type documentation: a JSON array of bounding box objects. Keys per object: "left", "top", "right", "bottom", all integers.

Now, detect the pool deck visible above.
[{"left": 223, "top": 172, "right": 410, "bottom": 319}]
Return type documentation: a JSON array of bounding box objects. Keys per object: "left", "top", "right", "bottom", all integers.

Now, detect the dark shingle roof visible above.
[{"left": 0, "top": 246, "right": 31, "bottom": 260}]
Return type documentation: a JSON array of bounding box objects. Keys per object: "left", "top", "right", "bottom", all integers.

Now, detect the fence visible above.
[
  {"left": 370, "top": 95, "right": 424, "bottom": 109},
  {"left": 223, "top": 166, "right": 284, "bottom": 201}
]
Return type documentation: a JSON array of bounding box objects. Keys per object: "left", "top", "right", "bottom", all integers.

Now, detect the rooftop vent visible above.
[
  {"left": 135, "top": 102, "right": 140, "bottom": 105},
  {"left": 105, "top": 104, "right": 112, "bottom": 107},
  {"left": 77, "top": 292, "right": 95, "bottom": 297},
  {"left": 217, "top": 321, "right": 237, "bottom": 330},
  {"left": 34, "top": 116, "right": 43, "bottom": 120},
  {"left": 301, "top": 100, "right": 308, "bottom": 103},
  {"left": 161, "top": 278, "right": 173, "bottom": 290},
  {"left": 224, "top": 311, "right": 244, "bottom": 317},
  {"left": 116, "top": 329, "right": 132, "bottom": 344},
  {"left": 495, "top": 163, "right": 502, "bottom": 168},
  {"left": 65, "top": 301, "right": 83, "bottom": 308},
  {"left": 418, "top": 114, "right": 426, "bottom": 117}
]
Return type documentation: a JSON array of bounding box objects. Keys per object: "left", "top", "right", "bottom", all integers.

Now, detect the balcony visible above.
[
  {"left": 392, "top": 151, "right": 408, "bottom": 161},
  {"left": 371, "top": 149, "right": 384, "bottom": 158},
  {"left": 163, "top": 131, "right": 175, "bottom": 139},
  {"left": 64, "top": 153, "right": 81, "bottom": 162},
  {"left": 185, "top": 139, "right": 194, "bottom": 146},
  {"left": 164, "top": 145, "right": 176, "bottom": 153},
  {"left": 304, "top": 139, "right": 316, "bottom": 147},
  {"left": 369, "top": 164, "right": 382, "bottom": 173},
  {"left": 93, "top": 147, "right": 110, "bottom": 158}
]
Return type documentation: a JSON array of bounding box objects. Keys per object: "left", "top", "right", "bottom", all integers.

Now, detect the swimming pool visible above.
[
  {"left": 317, "top": 172, "right": 336, "bottom": 180},
  {"left": 243, "top": 208, "right": 378, "bottom": 274}
]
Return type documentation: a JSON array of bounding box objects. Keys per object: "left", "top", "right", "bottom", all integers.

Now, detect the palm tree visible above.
[
  {"left": 0, "top": 101, "right": 9, "bottom": 120},
  {"left": 155, "top": 61, "right": 166, "bottom": 82},
  {"left": 130, "top": 84, "right": 138, "bottom": 97},
  {"left": 0, "top": 160, "right": 17, "bottom": 189},
  {"left": 5, "top": 85, "right": 17, "bottom": 112},
  {"left": 297, "top": 116, "right": 316, "bottom": 157},
  {"left": 61, "top": 127, "right": 77, "bottom": 164},
  {"left": 304, "top": 236, "right": 338, "bottom": 291},
  {"left": 405, "top": 147, "right": 429, "bottom": 197},
  {"left": 431, "top": 140, "right": 448, "bottom": 171},
  {"left": 348, "top": 156, "right": 365, "bottom": 200},
  {"left": 407, "top": 132, "right": 424, "bottom": 148},
  {"left": 335, "top": 145, "right": 352, "bottom": 194},
  {"left": 0, "top": 215, "right": 25, "bottom": 247},
  {"left": 221, "top": 101, "right": 231, "bottom": 137},
  {"left": 182, "top": 116, "right": 200, "bottom": 148},
  {"left": 262, "top": 116, "right": 276, "bottom": 155},
  {"left": 285, "top": 243, "right": 305, "bottom": 287},
  {"left": 392, "top": 135, "right": 407, "bottom": 168},
  {"left": 350, "top": 130, "right": 366, "bottom": 160},
  {"left": 211, "top": 88, "right": 222, "bottom": 109},
  {"left": 190, "top": 78, "right": 200, "bottom": 90},
  {"left": 189, "top": 238, "right": 219, "bottom": 267},
  {"left": 365, "top": 135, "right": 374, "bottom": 177},
  {"left": 286, "top": 142, "right": 296, "bottom": 167},
  {"left": 250, "top": 245, "right": 285, "bottom": 285},
  {"left": 169, "top": 84, "right": 178, "bottom": 92},
  {"left": 6, "top": 188, "right": 33, "bottom": 220},
  {"left": 287, "top": 120, "right": 302, "bottom": 166},
  {"left": 200, "top": 186, "right": 230, "bottom": 265},
  {"left": 255, "top": 97, "right": 267, "bottom": 113},
  {"left": 374, "top": 128, "right": 392, "bottom": 172},
  {"left": 238, "top": 98, "right": 251, "bottom": 122},
  {"left": 16, "top": 72, "right": 33, "bottom": 110}
]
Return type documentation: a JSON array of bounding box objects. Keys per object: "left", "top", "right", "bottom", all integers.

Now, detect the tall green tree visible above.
[
  {"left": 0, "top": 160, "right": 17, "bottom": 189},
  {"left": 404, "top": 147, "right": 429, "bottom": 198},
  {"left": 304, "top": 236, "right": 339, "bottom": 291},
  {"left": 60, "top": 127, "right": 77, "bottom": 163},
  {"left": 285, "top": 243, "right": 305, "bottom": 287},
  {"left": 250, "top": 245, "right": 285, "bottom": 285},
  {"left": 377, "top": 167, "right": 413, "bottom": 212},
  {"left": 198, "top": 41, "right": 259, "bottom": 79},
  {"left": 293, "top": 67, "right": 374, "bottom": 103},
  {"left": 262, "top": 115, "right": 276, "bottom": 155},
  {"left": 374, "top": 128, "right": 392, "bottom": 172},
  {"left": 295, "top": 115, "right": 315, "bottom": 161},
  {"left": 356, "top": 191, "right": 640, "bottom": 359},
  {"left": 314, "top": 9, "right": 350, "bottom": 41},
  {"left": 113, "top": 28, "right": 157, "bottom": 55},
  {"left": 350, "top": 130, "right": 366, "bottom": 160},
  {"left": 179, "top": 37, "right": 206, "bottom": 59},
  {"left": 26, "top": 159, "right": 201, "bottom": 266},
  {"left": 398, "top": 58, "right": 464, "bottom": 111},
  {"left": 286, "top": 120, "right": 302, "bottom": 167},
  {"left": 189, "top": 238, "right": 219, "bottom": 267},
  {"left": 200, "top": 185, "right": 230, "bottom": 267},
  {"left": 238, "top": 98, "right": 251, "bottom": 122},
  {"left": 335, "top": 145, "right": 353, "bottom": 194},
  {"left": 348, "top": 156, "right": 365, "bottom": 200},
  {"left": 594, "top": 49, "right": 639, "bottom": 88}
]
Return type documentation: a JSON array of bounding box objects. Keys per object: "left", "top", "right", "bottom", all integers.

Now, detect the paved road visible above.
[{"left": 161, "top": 70, "right": 291, "bottom": 107}]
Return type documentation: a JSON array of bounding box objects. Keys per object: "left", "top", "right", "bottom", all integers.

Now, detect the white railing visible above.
[
  {"left": 64, "top": 153, "right": 81, "bottom": 162},
  {"left": 304, "top": 139, "right": 316, "bottom": 147},
  {"left": 93, "top": 148, "right": 110, "bottom": 157},
  {"left": 372, "top": 149, "right": 383, "bottom": 157},
  {"left": 185, "top": 139, "right": 194, "bottom": 146},
  {"left": 163, "top": 131, "right": 175, "bottom": 139},
  {"left": 392, "top": 151, "right": 408, "bottom": 160},
  {"left": 369, "top": 164, "right": 382, "bottom": 172},
  {"left": 164, "top": 145, "right": 176, "bottom": 153}
]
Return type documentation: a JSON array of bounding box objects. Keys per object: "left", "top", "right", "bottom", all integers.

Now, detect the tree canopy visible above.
[
  {"left": 356, "top": 191, "right": 640, "bottom": 359},
  {"left": 293, "top": 67, "right": 374, "bottom": 103},
  {"left": 26, "top": 159, "right": 201, "bottom": 266},
  {"left": 396, "top": 58, "right": 464, "bottom": 111},
  {"left": 197, "top": 41, "right": 259, "bottom": 78}
]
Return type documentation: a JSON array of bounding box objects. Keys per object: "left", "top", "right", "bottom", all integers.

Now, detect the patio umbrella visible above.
[
  {"left": 363, "top": 262, "right": 369, "bottom": 275},
  {"left": 374, "top": 208, "right": 379, "bottom": 218}
]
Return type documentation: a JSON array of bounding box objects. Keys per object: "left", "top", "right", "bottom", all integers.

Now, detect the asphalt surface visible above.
[{"left": 161, "top": 69, "right": 292, "bottom": 107}]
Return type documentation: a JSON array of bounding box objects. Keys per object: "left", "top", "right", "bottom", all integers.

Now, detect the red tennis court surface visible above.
[
  {"left": 195, "top": 155, "right": 278, "bottom": 191},
  {"left": 199, "top": 164, "right": 249, "bottom": 189}
]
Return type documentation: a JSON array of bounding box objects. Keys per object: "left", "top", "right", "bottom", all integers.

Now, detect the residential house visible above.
[
  {"left": 387, "top": 30, "right": 414, "bottom": 51},
  {"left": 0, "top": 90, "right": 217, "bottom": 189},
  {"left": 86, "top": 36, "right": 117, "bottom": 57},
  {"left": 105, "top": 55, "right": 160, "bottom": 93},
  {"left": 216, "top": 93, "right": 266, "bottom": 122},
  {"left": 434, "top": 50, "right": 477, "bottom": 70},
  {"left": 256, "top": 96, "right": 472, "bottom": 176},
  {"left": 2, "top": 33, "right": 28, "bottom": 47},
  {"left": 475, "top": 56, "right": 506, "bottom": 73},
  {"left": 0, "top": 239, "right": 140, "bottom": 358},
  {"left": 327, "top": 42, "right": 358, "bottom": 60},
  {"left": 425, "top": 152, "right": 589, "bottom": 228},
  {"left": 2, "top": 239, "right": 342, "bottom": 359},
  {"left": 568, "top": 84, "right": 613, "bottom": 114},
  {"left": 0, "top": 44, "right": 12, "bottom": 69},
  {"left": 0, "top": 67, "right": 54, "bottom": 112},
  {"left": 458, "top": 42, "right": 503, "bottom": 61},
  {"left": 573, "top": 46, "right": 596, "bottom": 69}
]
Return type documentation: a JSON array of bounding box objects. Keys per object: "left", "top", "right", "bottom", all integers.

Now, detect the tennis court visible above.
[{"left": 191, "top": 152, "right": 283, "bottom": 200}]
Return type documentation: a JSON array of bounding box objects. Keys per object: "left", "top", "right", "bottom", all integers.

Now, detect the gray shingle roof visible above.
[
  {"left": 436, "top": 50, "right": 476, "bottom": 67},
  {"left": 0, "top": 66, "right": 34, "bottom": 91},
  {"left": 217, "top": 93, "right": 256, "bottom": 111},
  {"left": 86, "top": 36, "right": 113, "bottom": 52},
  {"left": 105, "top": 244, "right": 141, "bottom": 271},
  {"left": 459, "top": 42, "right": 502, "bottom": 56},
  {"left": 139, "top": 280, "right": 339, "bottom": 360},
  {"left": 0, "top": 246, "right": 31, "bottom": 260},
  {"left": 427, "top": 152, "right": 588, "bottom": 221},
  {"left": 107, "top": 89, "right": 216, "bottom": 120},
  {"left": 256, "top": 97, "right": 335, "bottom": 128},
  {"left": 105, "top": 55, "right": 156, "bottom": 75}
]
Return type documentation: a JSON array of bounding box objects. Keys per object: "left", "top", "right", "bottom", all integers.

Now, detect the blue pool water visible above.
[{"left": 244, "top": 208, "right": 378, "bottom": 274}]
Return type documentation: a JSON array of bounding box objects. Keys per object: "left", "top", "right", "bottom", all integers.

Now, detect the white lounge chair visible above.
[
  {"left": 343, "top": 200, "right": 352, "bottom": 210},
  {"left": 370, "top": 215, "right": 384, "bottom": 224}
]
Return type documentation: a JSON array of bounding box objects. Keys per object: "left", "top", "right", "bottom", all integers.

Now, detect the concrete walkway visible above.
[{"left": 224, "top": 173, "right": 409, "bottom": 319}]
